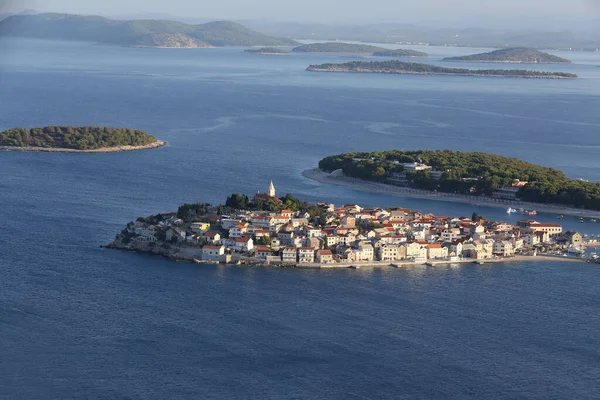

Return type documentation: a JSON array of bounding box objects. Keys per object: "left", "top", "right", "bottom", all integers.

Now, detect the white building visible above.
[{"left": 202, "top": 245, "right": 224, "bottom": 261}]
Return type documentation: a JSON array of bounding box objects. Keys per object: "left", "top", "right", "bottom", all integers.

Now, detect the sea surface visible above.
[{"left": 1, "top": 39, "right": 600, "bottom": 399}]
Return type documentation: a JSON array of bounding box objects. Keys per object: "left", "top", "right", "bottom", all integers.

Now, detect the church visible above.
[{"left": 253, "top": 181, "right": 282, "bottom": 203}]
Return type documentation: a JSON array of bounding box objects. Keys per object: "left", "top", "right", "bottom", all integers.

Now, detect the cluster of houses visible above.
[{"left": 125, "top": 183, "right": 583, "bottom": 265}]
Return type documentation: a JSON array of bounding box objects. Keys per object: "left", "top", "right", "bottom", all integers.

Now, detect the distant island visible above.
[
  {"left": 443, "top": 48, "right": 571, "bottom": 64},
  {"left": 316, "top": 150, "right": 600, "bottom": 211},
  {"left": 372, "top": 49, "right": 428, "bottom": 57},
  {"left": 0, "top": 13, "right": 298, "bottom": 48},
  {"left": 292, "top": 42, "right": 389, "bottom": 53},
  {"left": 0, "top": 126, "right": 164, "bottom": 152},
  {"left": 245, "top": 47, "right": 290, "bottom": 55},
  {"left": 306, "top": 60, "right": 578, "bottom": 79}
]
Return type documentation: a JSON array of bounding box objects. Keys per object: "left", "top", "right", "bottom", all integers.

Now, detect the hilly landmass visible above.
[
  {"left": 0, "top": 13, "right": 298, "bottom": 47},
  {"left": 292, "top": 42, "right": 388, "bottom": 53},
  {"left": 307, "top": 60, "right": 578, "bottom": 79},
  {"left": 443, "top": 48, "right": 571, "bottom": 64},
  {"left": 372, "top": 49, "right": 428, "bottom": 57}
]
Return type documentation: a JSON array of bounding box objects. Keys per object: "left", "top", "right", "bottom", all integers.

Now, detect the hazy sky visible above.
[{"left": 2, "top": 0, "right": 599, "bottom": 23}]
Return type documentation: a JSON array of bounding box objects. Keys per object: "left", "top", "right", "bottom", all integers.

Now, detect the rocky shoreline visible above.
[
  {"left": 446, "top": 60, "right": 571, "bottom": 64},
  {"left": 0, "top": 140, "right": 166, "bottom": 153},
  {"left": 302, "top": 168, "right": 600, "bottom": 219}
]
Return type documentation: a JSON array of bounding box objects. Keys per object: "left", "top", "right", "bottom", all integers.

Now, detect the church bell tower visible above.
[{"left": 268, "top": 181, "right": 276, "bottom": 197}]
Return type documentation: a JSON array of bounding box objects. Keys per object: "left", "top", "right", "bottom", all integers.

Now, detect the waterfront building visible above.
[
  {"left": 202, "top": 245, "right": 224, "bottom": 261},
  {"left": 316, "top": 249, "right": 334, "bottom": 264},
  {"left": 298, "top": 247, "right": 316, "bottom": 263}
]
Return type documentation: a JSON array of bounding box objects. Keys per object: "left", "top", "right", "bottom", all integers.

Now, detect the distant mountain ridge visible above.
[
  {"left": 443, "top": 48, "right": 571, "bottom": 64},
  {"left": 0, "top": 13, "right": 298, "bottom": 47}
]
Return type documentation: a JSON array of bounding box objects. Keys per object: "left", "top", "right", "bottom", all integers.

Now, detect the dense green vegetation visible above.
[
  {"left": 245, "top": 47, "right": 290, "bottom": 54},
  {"left": 177, "top": 203, "right": 211, "bottom": 222},
  {"left": 292, "top": 42, "right": 388, "bottom": 53},
  {"left": 0, "top": 13, "right": 298, "bottom": 47},
  {"left": 307, "top": 60, "right": 578, "bottom": 78},
  {"left": 319, "top": 150, "right": 600, "bottom": 210},
  {"left": 443, "top": 48, "right": 571, "bottom": 63},
  {"left": 180, "top": 193, "right": 329, "bottom": 226},
  {"left": 372, "top": 49, "right": 428, "bottom": 57},
  {"left": 0, "top": 126, "right": 158, "bottom": 150}
]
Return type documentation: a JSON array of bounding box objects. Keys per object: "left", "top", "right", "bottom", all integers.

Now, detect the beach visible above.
[{"left": 302, "top": 168, "right": 600, "bottom": 219}]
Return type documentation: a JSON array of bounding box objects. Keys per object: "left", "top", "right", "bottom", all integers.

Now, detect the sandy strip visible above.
[
  {"left": 302, "top": 168, "right": 600, "bottom": 218},
  {"left": 0, "top": 140, "right": 166, "bottom": 153}
]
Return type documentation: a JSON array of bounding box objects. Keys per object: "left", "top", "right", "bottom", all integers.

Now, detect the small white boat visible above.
[{"left": 349, "top": 265, "right": 361, "bottom": 269}]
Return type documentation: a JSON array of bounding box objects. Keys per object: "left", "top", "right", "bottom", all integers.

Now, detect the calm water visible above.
[{"left": 1, "top": 39, "right": 600, "bottom": 399}]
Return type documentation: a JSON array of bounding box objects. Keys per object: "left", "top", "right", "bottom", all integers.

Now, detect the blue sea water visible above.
[{"left": 1, "top": 39, "right": 600, "bottom": 399}]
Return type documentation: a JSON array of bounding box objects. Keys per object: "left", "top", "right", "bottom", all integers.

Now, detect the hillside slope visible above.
[{"left": 0, "top": 13, "right": 298, "bottom": 47}]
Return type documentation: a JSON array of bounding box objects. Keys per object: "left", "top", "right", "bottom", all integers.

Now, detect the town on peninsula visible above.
[{"left": 107, "top": 181, "right": 598, "bottom": 268}]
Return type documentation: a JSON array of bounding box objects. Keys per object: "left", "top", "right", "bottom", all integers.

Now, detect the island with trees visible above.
[
  {"left": 0, "top": 126, "right": 165, "bottom": 152},
  {"left": 306, "top": 60, "right": 578, "bottom": 79},
  {"left": 443, "top": 48, "right": 571, "bottom": 64},
  {"left": 0, "top": 13, "right": 298, "bottom": 47},
  {"left": 372, "top": 49, "right": 428, "bottom": 57},
  {"left": 292, "top": 42, "right": 389, "bottom": 53},
  {"left": 316, "top": 150, "right": 600, "bottom": 211},
  {"left": 245, "top": 47, "right": 290, "bottom": 55}
]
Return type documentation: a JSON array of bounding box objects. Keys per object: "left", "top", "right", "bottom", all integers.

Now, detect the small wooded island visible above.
[
  {"left": 245, "top": 47, "right": 290, "bottom": 55},
  {"left": 306, "top": 60, "right": 577, "bottom": 79},
  {"left": 292, "top": 42, "right": 387, "bottom": 53},
  {"left": 318, "top": 150, "right": 600, "bottom": 211},
  {"left": 443, "top": 48, "right": 571, "bottom": 64},
  {"left": 292, "top": 43, "right": 429, "bottom": 57},
  {"left": 0, "top": 126, "right": 164, "bottom": 152},
  {"left": 372, "top": 49, "right": 428, "bottom": 58}
]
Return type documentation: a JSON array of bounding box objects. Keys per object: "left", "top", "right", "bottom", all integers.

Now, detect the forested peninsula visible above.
[
  {"left": 306, "top": 60, "right": 578, "bottom": 79},
  {"left": 443, "top": 48, "right": 571, "bottom": 64},
  {"left": 0, "top": 126, "right": 164, "bottom": 152},
  {"left": 318, "top": 150, "right": 600, "bottom": 210}
]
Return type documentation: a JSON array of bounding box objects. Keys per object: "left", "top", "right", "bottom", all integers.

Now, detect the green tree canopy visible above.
[{"left": 0, "top": 126, "right": 157, "bottom": 150}]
